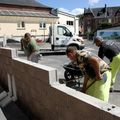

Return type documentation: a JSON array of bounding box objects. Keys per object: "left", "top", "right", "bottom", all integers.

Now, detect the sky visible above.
[{"left": 37, "top": 0, "right": 120, "bottom": 15}]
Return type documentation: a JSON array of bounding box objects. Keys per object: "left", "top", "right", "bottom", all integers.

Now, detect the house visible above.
[
  {"left": 0, "top": 0, "right": 58, "bottom": 41},
  {"left": 83, "top": 4, "right": 120, "bottom": 38},
  {"left": 57, "top": 10, "right": 79, "bottom": 35},
  {"left": 0, "top": 0, "right": 79, "bottom": 42}
]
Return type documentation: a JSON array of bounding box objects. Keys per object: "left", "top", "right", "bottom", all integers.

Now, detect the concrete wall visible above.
[{"left": 0, "top": 47, "right": 120, "bottom": 120}]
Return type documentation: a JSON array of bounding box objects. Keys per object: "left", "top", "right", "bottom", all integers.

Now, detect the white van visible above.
[{"left": 49, "top": 24, "right": 85, "bottom": 50}]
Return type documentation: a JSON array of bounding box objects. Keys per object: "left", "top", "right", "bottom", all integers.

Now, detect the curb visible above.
[{"left": 18, "top": 50, "right": 66, "bottom": 57}]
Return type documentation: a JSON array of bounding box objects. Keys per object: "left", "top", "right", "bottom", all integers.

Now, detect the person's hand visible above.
[
  {"left": 81, "top": 86, "right": 86, "bottom": 93},
  {"left": 95, "top": 75, "right": 102, "bottom": 80},
  {"left": 81, "top": 88, "right": 86, "bottom": 93}
]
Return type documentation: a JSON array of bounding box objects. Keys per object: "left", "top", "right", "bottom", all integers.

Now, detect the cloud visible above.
[
  {"left": 58, "top": 8, "right": 69, "bottom": 13},
  {"left": 58, "top": 0, "right": 101, "bottom": 15},
  {"left": 71, "top": 8, "right": 84, "bottom": 15},
  {"left": 59, "top": 8, "right": 84, "bottom": 15},
  {"left": 88, "top": 0, "right": 100, "bottom": 6}
]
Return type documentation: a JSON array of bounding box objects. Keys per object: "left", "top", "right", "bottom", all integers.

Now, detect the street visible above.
[{"left": 16, "top": 39, "right": 120, "bottom": 107}]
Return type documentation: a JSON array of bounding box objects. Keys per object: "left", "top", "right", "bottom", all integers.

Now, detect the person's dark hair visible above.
[
  {"left": 66, "top": 46, "right": 77, "bottom": 55},
  {"left": 93, "top": 36, "right": 103, "bottom": 44},
  {"left": 24, "top": 33, "right": 31, "bottom": 39}
]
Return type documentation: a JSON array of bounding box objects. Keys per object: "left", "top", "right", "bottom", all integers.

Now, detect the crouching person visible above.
[
  {"left": 23, "top": 33, "right": 40, "bottom": 63},
  {"left": 66, "top": 46, "right": 111, "bottom": 102}
]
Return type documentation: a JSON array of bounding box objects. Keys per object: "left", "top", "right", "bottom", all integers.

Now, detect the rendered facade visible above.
[{"left": 0, "top": 0, "right": 79, "bottom": 41}]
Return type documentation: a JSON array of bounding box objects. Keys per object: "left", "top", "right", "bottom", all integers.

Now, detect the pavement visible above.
[
  {"left": 1, "top": 102, "right": 29, "bottom": 120},
  {"left": 0, "top": 85, "right": 30, "bottom": 120}
]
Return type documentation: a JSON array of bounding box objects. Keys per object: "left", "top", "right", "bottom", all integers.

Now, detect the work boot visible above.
[{"left": 110, "top": 86, "right": 114, "bottom": 92}]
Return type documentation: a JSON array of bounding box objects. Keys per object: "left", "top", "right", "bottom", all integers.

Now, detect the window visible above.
[
  {"left": 57, "top": 26, "right": 71, "bottom": 36},
  {"left": 39, "top": 22, "right": 46, "bottom": 29},
  {"left": 101, "top": 19, "right": 108, "bottom": 23},
  {"left": 108, "top": 19, "right": 111, "bottom": 23},
  {"left": 87, "top": 20, "right": 90, "bottom": 25},
  {"left": 17, "top": 21, "right": 25, "bottom": 29},
  {"left": 66, "top": 21, "right": 73, "bottom": 26}
]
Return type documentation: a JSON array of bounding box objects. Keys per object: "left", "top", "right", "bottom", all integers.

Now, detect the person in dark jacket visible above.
[{"left": 94, "top": 36, "right": 120, "bottom": 91}]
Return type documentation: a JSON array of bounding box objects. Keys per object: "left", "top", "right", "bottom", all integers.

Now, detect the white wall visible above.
[
  {"left": 0, "top": 16, "right": 57, "bottom": 41},
  {"left": 58, "top": 11, "right": 79, "bottom": 35}
]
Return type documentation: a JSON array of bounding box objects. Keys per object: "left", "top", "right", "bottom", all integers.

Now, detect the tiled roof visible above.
[
  {"left": 0, "top": 0, "right": 51, "bottom": 8},
  {"left": 84, "top": 6, "right": 120, "bottom": 18},
  {"left": 0, "top": 10, "right": 57, "bottom": 18}
]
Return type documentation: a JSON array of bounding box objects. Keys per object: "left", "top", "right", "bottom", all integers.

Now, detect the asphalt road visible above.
[{"left": 6, "top": 40, "right": 120, "bottom": 107}]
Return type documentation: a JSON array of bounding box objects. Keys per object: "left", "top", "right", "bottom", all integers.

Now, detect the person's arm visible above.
[
  {"left": 28, "top": 39, "right": 38, "bottom": 57},
  {"left": 81, "top": 74, "right": 89, "bottom": 93},
  {"left": 88, "top": 56, "right": 102, "bottom": 80},
  {"left": 27, "top": 42, "right": 35, "bottom": 59},
  {"left": 28, "top": 47, "right": 37, "bottom": 60},
  {"left": 98, "top": 47, "right": 104, "bottom": 59}
]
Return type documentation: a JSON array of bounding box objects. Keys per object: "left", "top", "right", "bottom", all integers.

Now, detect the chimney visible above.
[{"left": 105, "top": 4, "right": 107, "bottom": 18}]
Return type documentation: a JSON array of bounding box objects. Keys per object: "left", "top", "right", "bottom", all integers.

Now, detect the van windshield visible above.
[
  {"left": 57, "top": 26, "right": 72, "bottom": 36},
  {"left": 97, "top": 30, "right": 120, "bottom": 41}
]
